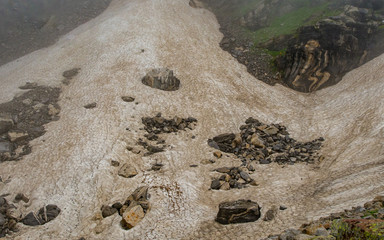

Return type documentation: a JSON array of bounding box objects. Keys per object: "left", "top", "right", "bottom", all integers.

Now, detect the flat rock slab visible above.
[
  {"left": 216, "top": 199, "right": 261, "bottom": 224},
  {"left": 118, "top": 164, "right": 138, "bottom": 178}
]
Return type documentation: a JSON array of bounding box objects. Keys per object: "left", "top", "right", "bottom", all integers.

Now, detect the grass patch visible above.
[{"left": 249, "top": 2, "right": 339, "bottom": 45}]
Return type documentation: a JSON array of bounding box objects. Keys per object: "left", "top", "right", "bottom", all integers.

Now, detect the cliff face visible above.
[{"left": 276, "top": 5, "right": 384, "bottom": 92}]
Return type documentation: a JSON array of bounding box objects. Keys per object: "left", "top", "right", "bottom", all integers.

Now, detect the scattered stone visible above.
[
  {"left": 264, "top": 205, "right": 278, "bottom": 221},
  {"left": 84, "top": 102, "right": 97, "bottom": 109},
  {"left": 280, "top": 205, "right": 287, "bottom": 210},
  {"left": 189, "top": 164, "right": 198, "bottom": 168},
  {"left": 19, "top": 82, "right": 38, "bottom": 90},
  {"left": 212, "top": 166, "right": 255, "bottom": 190},
  {"left": 101, "top": 205, "right": 117, "bottom": 218},
  {"left": 14, "top": 193, "right": 29, "bottom": 203},
  {"left": 141, "top": 68, "right": 180, "bottom": 91},
  {"left": 7, "top": 130, "right": 28, "bottom": 142},
  {"left": 22, "top": 204, "right": 61, "bottom": 226},
  {"left": 118, "top": 164, "right": 138, "bottom": 178},
  {"left": 121, "top": 96, "right": 135, "bottom": 102},
  {"left": 213, "top": 151, "right": 222, "bottom": 158},
  {"left": 63, "top": 68, "right": 80, "bottom": 79},
  {"left": 111, "top": 160, "right": 120, "bottom": 167},
  {"left": 216, "top": 199, "right": 261, "bottom": 224}
]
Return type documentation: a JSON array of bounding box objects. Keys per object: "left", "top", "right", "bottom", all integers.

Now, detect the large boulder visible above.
[
  {"left": 141, "top": 68, "right": 180, "bottom": 91},
  {"left": 216, "top": 199, "right": 261, "bottom": 224}
]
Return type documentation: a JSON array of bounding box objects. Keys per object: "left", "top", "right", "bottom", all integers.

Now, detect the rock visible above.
[
  {"left": 314, "top": 227, "right": 329, "bottom": 236},
  {"left": 8, "top": 130, "right": 28, "bottom": 142},
  {"left": 151, "top": 162, "right": 164, "bottom": 171},
  {"left": 239, "top": 171, "right": 251, "bottom": 182},
  {"left": 131, "top": 186, "right": 149, "bottom": 201},
  {"left": 0, "top": 213, "right": 5, "bottom": 226},
  {"left": 251, "top": 135, "right": 265, "bottom": 148},
  {"left": 146, "top": 145, "right": 164, "bottom": 154},
  {"left": 22, "top": 212, "right": 41, "bottom": 226},
  {"left": 121, "top": 205, "right": 145, "bottom": 229},
  {"left": 118, "top": 164, "right": 138, "bottom": 178},
  {"left": 213, "top": 133, "right": 235, "bottom": 143},
  {"left": 280, "top": 205, "right": 288, "bottom": 210},
  {"left": 84, "top": 102, "right": 97, "bottom": 109},
  {"left": 141, "top": 68, "right": 180, "bottom": 91},
  {"left": 279, "top": 229, "right": 302, "bottom": 240},
  {"left": 112, "top": 202, "right": 123, "bottom": 211},
  {"left": 121, "top": 96, "right": 135, "bottom": 102},
  {"left": 264, "top": 205, "right": 278, "bottom": 221},
  {"left": 0, "top": 141, "right": 11, "bottom": 153},
  {"left": 101, "top": 205, "right": 117, "bottom": 218},
  {"left": 48, "top": 104, "right": 60, "bottom": 116},
  {"left": 215, "top": 167, "right": 230, "bottom": 173},
  {"left": 38, "top": 204, "right": 61, "bottom": 223},
  {"left": 211, "top": 179, "right": 221, "bottom": 190},
  {"left": 111, "top": 160, "right": 120, "bottom": 167},
  {"left": 216, "top": 199, "right": 261, "bottom": 224},
  {"left": 213, "top": 151, "right": 222, "bottom": 158},
  {"left": 14, "top": 193, "right": 29, "bottom": 203},
  {"left": 63, "top": 68, "right": 80, "bottom": 79},
  {"left": 263, "top": 126, "right": 279, "bottom": 135},
  {"left": 220, "top": 182, "right": 231, "bottom": 190},
  {"left": 0, "top": 116, "right": 13, "bottom": 134},
  {"left": 19, "top": 82, "right": 38, "bottom": 89}
]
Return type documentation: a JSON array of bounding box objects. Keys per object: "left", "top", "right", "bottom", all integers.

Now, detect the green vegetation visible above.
[
  {"left": 330, "top": 219, "right": 384, "bottom": 240},
  {"left": 249, "top": 2, "right": 334, "bottom": 45}
]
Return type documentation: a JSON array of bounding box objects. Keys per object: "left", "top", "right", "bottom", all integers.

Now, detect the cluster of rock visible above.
[
  {"left": 101, "top": 186, "right": 150, "bottom": 230},
  {"left": 210, "top": 166, "right": 257, "bottom": 191},
  {"left": 1, "top": 194, "right": 60, "bottom": 237},
  {"left": 262, "top": 196, "right": 384, "bottom": 240},
  {"left": 0, "top": 84, "right": 61, "bottom": 162},
  {"left": 142, "top": 113, "right": 197, "bottom": 134},
  {"left": 0, "top": 196, "right": 18, "bottom": 237},
  {"left": 141, "top": 68, "right": 180, "bottom": 91},
  {"left": 138, "top": 113, "right": 197, "bottom": 155},
  {"left": 208, "top": 117, "right": 324, "bottom": 166}
]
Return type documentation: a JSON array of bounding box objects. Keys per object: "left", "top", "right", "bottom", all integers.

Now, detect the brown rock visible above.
[
  {"left": 121, "top": 96, "right": 135, "bottom": 102},
  {"left": 121, "top": 205, "right": 145, "bottom": 229},
  {"left": 118, "top": 164, "right": 138, "bottom": 178},
  {"left": 8, "top": 130, "right": 28, "bottom": 142},
  {"left": 213, "top": 151, "right": 222, "bottom": 158},
  {"left": 141, "top": 68, "right": 180, "bottom": 91}
]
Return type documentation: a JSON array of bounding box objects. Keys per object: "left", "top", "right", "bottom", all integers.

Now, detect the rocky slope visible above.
[
  {"left": 0, "top": 0, "right": 383, "bottom": 239},
  {"left": 200, "top": 0, "right": 384, "bottom": 92}
]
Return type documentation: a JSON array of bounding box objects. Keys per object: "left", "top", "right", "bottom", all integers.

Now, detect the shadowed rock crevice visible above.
[{"left": 0, "top": 84, "right": 61, "bottom": 162}]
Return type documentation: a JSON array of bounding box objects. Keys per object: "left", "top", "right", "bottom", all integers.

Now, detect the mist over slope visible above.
[{"left": 0, "top": 0, "right": 383, "bottom": 239}]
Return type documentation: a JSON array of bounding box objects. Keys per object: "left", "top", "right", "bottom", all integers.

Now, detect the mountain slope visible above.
[{"left": 0, "top": 0, "right": 383, "bottom": 239}]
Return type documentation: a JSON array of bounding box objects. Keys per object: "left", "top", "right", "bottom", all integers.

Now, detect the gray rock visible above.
[
  {"left": 121, "top": 96, "right": 135, "bottom": 102},
  {"left": 240, "top": 171, "right": 251, "bottom": 182},
  {"left": 14, "top": 193, "right": 29, "bottom": 203},
  {"left": 101, "top": 205, "right": 117, "bottom": 218},
  {"left": 62, "top": 68, "right": 80, "bottom": 79},
  {"left": 315, "top": 227, "right": 329, "bottom": 236},
  {"left": 131, "top": 186, "right": 150, "bottom": 201},
  {"left": 211, "top": 179, "right": 221, "bottom": 190},
  {"left": 22, "top": 212, "right": 42, "bottom": 226},
  {"left": 0, "top": 116, "right": 13, "bottom": 134},
  {"left": 280, "top": 205, "right": 288, "bottom": 210},
  {"left": 0, "top": 141, "right": 11, "bottom": 153},
  {"left": 263, "top": 205, "right": 278, "bottom": 221},
  {"left": 84, "top": 102, "right": 97, "bottom": 109},
  {"left": 279, "top": 229, "right": 302, "bottom": 240},
  {"left": 141, "top": 68, "right": 180, "bottom": 91},
  {"left": 0, "top": 213, "right": 6, "bottom": 226},
  {"left": 19, "top": 82, "right": 38, "bottom": 89},
  {"left": 216, "top": 199, "right": 261, "bottom": 224}
]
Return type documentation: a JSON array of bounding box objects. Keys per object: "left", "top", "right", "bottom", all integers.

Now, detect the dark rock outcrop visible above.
[
  {"left": 141, "top": 68, "right": 180, "bottom": 91},
  {"left": 276, "top": 5, "right": 384, "bottom": 92},
  {"left": 216, "top": 199, "right": 261, "bottom": 224}
]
